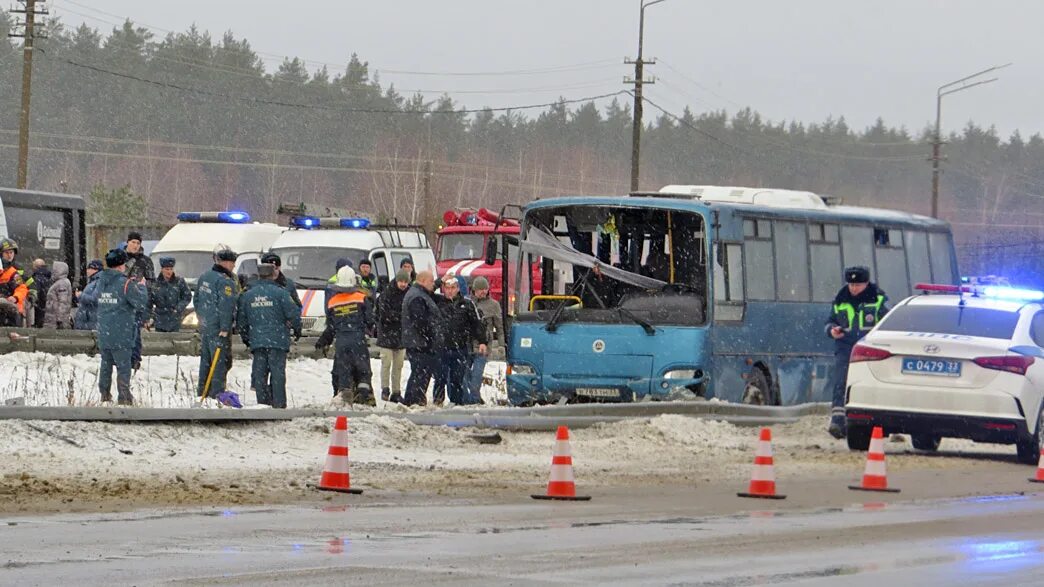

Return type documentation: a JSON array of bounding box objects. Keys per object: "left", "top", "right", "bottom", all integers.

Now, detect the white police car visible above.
[{"left": 844, "top": 283, "right": 1044, "bottom": 463}]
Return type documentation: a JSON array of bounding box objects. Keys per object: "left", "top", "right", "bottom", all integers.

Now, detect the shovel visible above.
[{"left": 194, "top": 347, "right": 222, "bottom": 408}]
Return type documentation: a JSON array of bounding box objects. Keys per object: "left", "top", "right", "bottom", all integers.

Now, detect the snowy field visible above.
[{"left": 0, "top": 352, "right": 508, "bottom": 408}]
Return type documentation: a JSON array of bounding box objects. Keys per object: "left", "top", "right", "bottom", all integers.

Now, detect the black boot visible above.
[
  {"left": 389, "top": 391, "right": 403, "bottom": 404},
  {"left": 381, "top": 387, "right": 391, "bottom": 402}
]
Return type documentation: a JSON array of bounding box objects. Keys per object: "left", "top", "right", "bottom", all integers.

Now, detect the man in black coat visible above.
[
  {"left": 376, "top": 269, "right": 410, "bottom": 403},
  {"left": 124, "top": 231, "right": 155, "bottom": 370},
  {"left": 431, "top": 277, "right": 488, "bottom": 406},
  {"left": 401, "top": 270, "right": 440, "bottom": 406}
]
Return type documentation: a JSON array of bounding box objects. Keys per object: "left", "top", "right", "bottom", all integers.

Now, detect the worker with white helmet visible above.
[{"left": 316, "top": 265, "right": 376, "bottom": 405}]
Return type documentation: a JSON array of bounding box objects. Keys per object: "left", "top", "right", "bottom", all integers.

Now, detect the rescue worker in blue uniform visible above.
[
  {"left": 238, "top": 263, "right": 301, "bottom": 408},
  {"left": 95, "top": 249, "right": 148, "bottom": 405},
  {"left": 194, "top": 246, "right": 240, "bottom": 403},
  {"left": 259, "top": 252, "right": 303, "bottom": 308},
  {"left": 825, "top": 266, "right": 889, "bottom": 439},
  {"left": 316, "top": 265, "right": 376, "bottom": 405},
  {"left": 124, "top": 232, "right": 155, "bottom": 371},
  {"left": 149, "top": 257, "right": 192, "bottom": 332}
]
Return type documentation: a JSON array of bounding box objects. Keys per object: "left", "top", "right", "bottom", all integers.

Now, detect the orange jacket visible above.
[{"left": 0, "top": 265, "right": 29, "bottom": 313}]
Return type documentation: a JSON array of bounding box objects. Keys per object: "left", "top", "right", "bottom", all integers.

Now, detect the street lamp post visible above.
[
  {"left": 930, "top": 63, "right": 1010, "bottom": 218},
  {"left": 628, "top": 0, "right": 667, "bottom": 192}
]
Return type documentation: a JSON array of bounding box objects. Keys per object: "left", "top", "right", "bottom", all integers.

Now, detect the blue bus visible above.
[{"left": 505, "top": 185, "right": 958, "bottom": 406}]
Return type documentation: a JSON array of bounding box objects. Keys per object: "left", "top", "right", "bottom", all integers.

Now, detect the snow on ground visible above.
[
  {"left": 0, "top": 352, "right": 508, "bottom": 408},
  {"left": 0, "top": 410, "right": 1015, "bottom": 514}
]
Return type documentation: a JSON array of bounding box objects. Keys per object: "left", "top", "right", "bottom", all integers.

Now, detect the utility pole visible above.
[
  {"left": 930, "top": 63, "right": 1010, "bottom": 218},
  {"left": 625, "top": 0, "right": 666, "bottom": 192},
  {"left": 422, "top": 159, "right": 433, "bottom": 235},
  {"left": 9, "top": 0, "right": 48, "bottom": 190}
]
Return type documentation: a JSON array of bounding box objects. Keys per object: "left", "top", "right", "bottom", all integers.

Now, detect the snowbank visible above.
[{"left": 0, "top": 352, "right": 508, "bottom": 408}]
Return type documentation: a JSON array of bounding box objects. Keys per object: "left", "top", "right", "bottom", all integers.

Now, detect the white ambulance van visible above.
[
  {"left": 267, "top": 216, "right": 436, "bottom": 335},
  {"left": 151, "top": 211, "right": 286, "bottom": 329}
]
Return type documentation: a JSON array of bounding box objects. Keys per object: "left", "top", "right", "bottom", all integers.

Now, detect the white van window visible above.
[{"left": 277, "top": 247, "right": 367, "bottom": 287}]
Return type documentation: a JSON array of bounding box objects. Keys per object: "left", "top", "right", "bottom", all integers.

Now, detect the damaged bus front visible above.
[{"left": 507, "top": 197, "right": 710, "bottom": 404}]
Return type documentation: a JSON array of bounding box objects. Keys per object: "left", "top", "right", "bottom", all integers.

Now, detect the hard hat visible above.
[
  {"left": 0, "top": 238, "right": 18, "bottom": 254},
  {"left": 336, "top": 265, "right": 357, "bottom": 287}
]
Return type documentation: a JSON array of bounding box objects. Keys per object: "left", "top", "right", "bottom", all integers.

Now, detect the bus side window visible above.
[
  {"left": 714, "top": 242, "right": 745, "bottom": 322},
  {"left": 742, "top": 219, "right": 775, "bottom": 301},
  {"left": 874, "top": 228, "right": 909, "bottom": 299},
  {"left": 774, "top": 221, "right": 810, "bottom": 301},
  {"left": 928, "top": 232, "right": 955, "bottom": 284},
  {"left": 810, "top": 223, "right": 842, "bottom": 302},
  {"left": 904, "top": 231, "right": 932, "bottom": 288},
  {"left": 841, "top": 225, "right": 875, "bottom": 279}
]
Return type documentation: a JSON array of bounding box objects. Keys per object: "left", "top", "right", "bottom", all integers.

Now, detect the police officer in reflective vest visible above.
[
  {"left": 238, "top": 263, "right": 301, "bottom": 408},
  {"left": 825, "top": 266, "right": 889, "bottom": 439},
  {"left": 195, "top": 246, "right": 240, "bottom": 403}
]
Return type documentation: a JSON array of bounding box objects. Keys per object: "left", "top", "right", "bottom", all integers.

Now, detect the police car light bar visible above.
[
  {"left": 914, "top": 283, "right": 1044, "bottom": 302},
  {"left": 981, "top": 286, "right": 1044, "bottom": 302},
  {"left": 177, "top": 211, "right": 251, "bottom": 223},
  {"left": 913, "top": 283, "right": 970, "bottom": 293},
  {"left": 339, "top": 218, "right": 370, "bottom": 229},
  {"left": 290, "top": 215, "right": 320, "bottom": 229}
]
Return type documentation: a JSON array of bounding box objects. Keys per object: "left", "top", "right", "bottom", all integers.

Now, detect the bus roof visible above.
[{"left": 523, "top": 191, "right": 950, "bottom": 230}]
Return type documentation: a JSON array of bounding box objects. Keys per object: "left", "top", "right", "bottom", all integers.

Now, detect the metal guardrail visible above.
[
  {"left": 0, "top": 402, "right": 830, "bottom": 430},
  {"left": 0, "top": 327, "right": 506, "bottom": 361}
]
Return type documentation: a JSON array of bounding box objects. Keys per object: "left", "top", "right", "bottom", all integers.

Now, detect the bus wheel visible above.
[{"left": 741, "top": 368, "right": 773, "bottom": 405}]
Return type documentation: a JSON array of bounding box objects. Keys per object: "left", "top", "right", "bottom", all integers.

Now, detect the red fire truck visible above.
[{"left": 435, "top": 208, "right": 538, "bottom": 305}]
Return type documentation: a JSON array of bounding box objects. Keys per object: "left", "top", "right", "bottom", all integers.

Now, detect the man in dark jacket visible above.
[
  {"left": 401, "top": 270, "right": 440, "bottom": 406},
  {"left": 316, "top": 265, "right": 376, "bottom": 405},
  {"left": 194, "top": 246, "right": 240, "bottom": 404},
  {"left": 74, "top": 260, "right": 103, "bottom": 330},
  {"left": 124, "top": 232, "right": 154, "bottom": 371},
  {"left": 260, "top": 252, "right": 303, "bottom": 308},
  {"left": 95, "top": 249, "right": 148, "bottom": 405},
  {"left": 400, "top": 256, "right": 416, "bottom": 283},
  {"left": 376, "top": 269, "right": 410, "bottom": 403},
  {"left": 28, "top": 258, "right": 50, "bottom": 328},
  {"left": 825, "top": 266, "right": 889, "bottom": 439},
  {"left": 432, "top": 277, "right": 488, "bottom": 405},
  {"left": 238, "top": 263, "right": 301, "bottom": 408},
  {"left": 150, "top": 257, "right": 192, "bottom": 332}
]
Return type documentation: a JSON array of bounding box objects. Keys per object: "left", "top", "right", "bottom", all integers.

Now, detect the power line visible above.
[{"left": 44, "top": 52, "right": 628, "bottom": 114}]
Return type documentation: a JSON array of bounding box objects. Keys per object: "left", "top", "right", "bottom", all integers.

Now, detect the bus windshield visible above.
[{"left": 515, "top": 205, "right": 707, "bottom": 327}]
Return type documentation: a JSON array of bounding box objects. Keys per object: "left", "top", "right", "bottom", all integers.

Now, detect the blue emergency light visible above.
[
  {"left": 177, "top": 211, "right": 251, "bottom": 223},
  {"left": 339, "top": 218, "right": 370, "bottom": 229},
  {"left": 980, "top": 286, "right": 1044, "bottom": 302},
  {"left": 290, "top": 215, "right": 320, "bottom": 229}
]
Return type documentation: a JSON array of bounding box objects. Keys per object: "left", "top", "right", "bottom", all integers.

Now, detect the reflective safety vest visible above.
[{"left": 832, "top": 294, "right": 887, "bottom": 332}]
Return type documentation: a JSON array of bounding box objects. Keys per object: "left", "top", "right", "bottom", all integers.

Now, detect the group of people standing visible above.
[{"left": 2, "top": 231, "right": 505, "bottom": 409}]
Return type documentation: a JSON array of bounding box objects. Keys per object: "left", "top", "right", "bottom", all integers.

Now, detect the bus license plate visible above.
[
  {"left": 901, "top": 357, "right": 962, "bottom": 377},
  {"left": 575, "top": 387, "right": 621, "bottom": 398}
]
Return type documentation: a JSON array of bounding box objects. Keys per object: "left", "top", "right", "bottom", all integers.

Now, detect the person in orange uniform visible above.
[
  {"left": 316, "top": 265, "right": 376, "bottom": 406},
  {"left": 0, "top": 239, "right": 29, "bottom": 326}
]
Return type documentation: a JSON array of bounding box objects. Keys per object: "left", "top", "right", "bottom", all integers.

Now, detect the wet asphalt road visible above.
[{"left": 4, "top": 484, "right": 1044, "bottom": 586}]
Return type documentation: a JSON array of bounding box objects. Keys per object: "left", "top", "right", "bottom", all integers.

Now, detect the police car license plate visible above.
[
  {"left": 575, "top": 387, "right": 621, "bottom": 398},
  {"left": 901, "top": 357, "right": 962, "bottom": 377}
]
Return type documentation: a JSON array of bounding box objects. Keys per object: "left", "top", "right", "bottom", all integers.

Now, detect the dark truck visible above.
[{"left": 0, "top": 188, "right": 87, "bottom": 286}]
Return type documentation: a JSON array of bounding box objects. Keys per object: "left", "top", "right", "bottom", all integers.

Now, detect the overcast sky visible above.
[{"left": 50, "top": 0, "right": 1041, "bottom": 137}]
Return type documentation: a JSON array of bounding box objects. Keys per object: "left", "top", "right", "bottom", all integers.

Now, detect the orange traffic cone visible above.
[
  {"left": 1029, "top": 449, "right": 1044, "bottom": 484},
  {"left": 738, "top": 427, "right": 786, "bottom": 499},
  {"left": 532, "top": 426, "right": 591, "bottom": 501},
  {"left": 317, "top": 416, "right": 363, "bottom": 494},
  {"left": 849, "top": 426, "right": 900, "bottom": 493}
]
